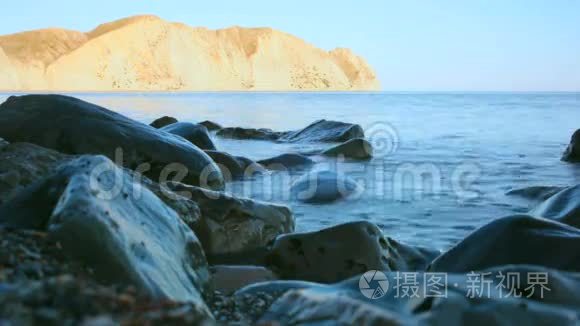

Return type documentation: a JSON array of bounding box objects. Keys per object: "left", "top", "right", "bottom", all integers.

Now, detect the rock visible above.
[
  {"left": 0, "top": 155, "right": 212, "bottom": 305},
  {"left": 429, "top": 215, "right": 580, "bottom": 273},
  {"left": 0, "top": 95, "right": 223, "bottom": 190},
  {"left": 150, "top": 116, "right": 178, "bottom": 128},
  {"left": 200, "top": 120, "right": 223, "bottom": 131},
  {"left": 506, "top": 186, "right": 566, "bottom": 201},
  {"left": 161, "top": 122, "right": 216, "bottom": 150},
  {"left": 259, "top": 266, "right": 580, "bottom": 325},
  {"left": 0, "top": 143, "right": 69, "bottom": 205},
  {"left": 167, "top": 182, "right": 295, "bottom": 256},
  {"left": 290, "top": 170, "right": 362, "bottom": 203},
  {"left": 0, "top": 142, "right": 202, "bottom": 229},
  {"left": 216, "top": 127, "right": 283, "bottom": 141},
  {"left": 279, "top": 119, "right": 364, "bottom": 143},
  {"left": 265, "top": 221, "right": 439, "bottom": 283},
  {"left": 530, "top": 185, "right": 580, "bottom": 228},
  {"left": 257, "top": 153, "right": 315, "bottom": 170},
  {"left": 210, "top": 266, "right": 277, "bottom": 295},
  {"left": 562, "top": 129, "right": 580, "bottom": 162},
  {"left": 205, "top": 150, "right": 264, "bottom": 180},
  {"left": 0, "top": 137, "right": 8, "bottom": 148},
  {"left": 322, "top": 138, "right": 373, "bottom": 160}
]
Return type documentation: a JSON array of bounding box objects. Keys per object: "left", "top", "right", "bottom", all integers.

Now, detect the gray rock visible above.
[
  {"left": 167, "top": 182, "right": 295, "bottom": 256},
  {"left": 150, "top": 116, "right": 178, "bottom": 129},
  {"left": 258, "top": 153, "right": 315, "bottom": 170},
  {"left": 290, "top": 170, "right": 362, "bottom": 203},
  {"left": 210, "top": 265, "right": 277, "bottom": 295},
  {"left": 216, "top": 120, "right": 364, "bottom": 143},
  {"left": 260, "top": 266, "right": 580, "bottom": 326},
  {"left": 205, "top": 150, "right": 264, "bottom": 180},
  {"left": 0, "top": 143, "right": 69, "bottom": 205},
  {"left": 430, "top": 215, "right": 580, "bottom": 273},
  {"left": 161, "top": 122, "right": 216, "bottom": 150},
  {"left": 200, "top": 120, "right": 223, "bottom": 131},
  {"left": 2, "top": 156, "right": 212, "bottom": 307},
  {"left": 0, "top": 142, "right": 201, "bottom": 229},
  {"left": 506, "top": 186, "right": 566, "bottom": 201},
  {"left": 216, "top": 127, "right": 283, "bottom": 141},
  {"left": 322, "top": 138, "right": 373, "bottom": 160},
  {"left": 530, "top": 185, "right": 580, "bottom": 228},
  {"left": 0, "top": 95, "right": 223, "bottom": 189},
  {"left": 265, "top": 221, "right": 439, "bottom": 283},
  {"left": 562, "top": 129, "right": 580, "bottom": 162},
  {"left": 280, "top": 119, "right": 365, "bottom": 143}
]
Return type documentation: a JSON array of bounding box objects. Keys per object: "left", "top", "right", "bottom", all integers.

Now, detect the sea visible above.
[{"left": 2, "top": 92, "right": 579, "bottom": 251}]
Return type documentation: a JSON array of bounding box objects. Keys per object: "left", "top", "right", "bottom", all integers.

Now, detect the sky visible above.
[{"left": 1, "top": 0, "right": 578, "bottom": 91}]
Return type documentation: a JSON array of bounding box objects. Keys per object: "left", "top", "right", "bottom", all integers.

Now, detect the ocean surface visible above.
[{"left": 2, "top": 92, "right": 579, "bottom": 251}]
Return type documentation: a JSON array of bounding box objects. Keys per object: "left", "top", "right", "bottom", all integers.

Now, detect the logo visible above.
[{"left": 359, "top": 270, "right": 389, "bottom": 299}]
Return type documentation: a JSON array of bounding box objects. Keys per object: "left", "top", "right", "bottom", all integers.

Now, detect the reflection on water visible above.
[{"left": 1, "top": 92, "right": 579, "bottom": 250}]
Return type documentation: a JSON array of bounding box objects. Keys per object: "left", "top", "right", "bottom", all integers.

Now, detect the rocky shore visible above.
[{"left": 1, "top": 94, "right": 579, "bottom": 325}]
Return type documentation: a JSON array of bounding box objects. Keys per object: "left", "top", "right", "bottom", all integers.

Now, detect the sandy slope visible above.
[{"left": 0, "top": 15, "right": 380, "bottom": 91}]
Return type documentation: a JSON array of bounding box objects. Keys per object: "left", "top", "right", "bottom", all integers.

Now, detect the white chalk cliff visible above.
[{"left": 0, "top": 15, "right": 380, "bottom": 91}]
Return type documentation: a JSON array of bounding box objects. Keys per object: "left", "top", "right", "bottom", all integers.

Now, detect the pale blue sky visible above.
[{"left": 1, "top": 0, "right": 578, "bottom": 91}]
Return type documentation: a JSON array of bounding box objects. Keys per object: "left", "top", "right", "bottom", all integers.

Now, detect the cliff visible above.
[{"left": 0, "top": 15, "right": 380, "bottom": 91}]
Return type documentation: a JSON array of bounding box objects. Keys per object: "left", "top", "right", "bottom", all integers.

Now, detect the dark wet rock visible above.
[
  {"left": 0, "top": 156, "right": 212, "bottom": 306},
  {"left": 0, "top": 95, "right": 223, "bottom": 189},
  {"left": 167, "top": 182, "right": 294, "bottom": 256},
  {"left": 265, "top": 221, "right": 439, "bottom": 283},
  {"left": 562, "top": 129, "right": 580, "bottom": 162},
  {"left": 530, "top": 185, "right": 580, "bottom": 228},
  {"left": 216, "top": 127, "right": 283, "bottom": 141},
  {"left": 200, "top": 120, "right": 223, "bottom": 131},
  {"left": 0, "top": 143, "right": 69, "bottom": 205},
  {"left": 216, "top": 119, "right": 364, "bottom": 143},
  {"left": 322, "top": 138, "right": 373, "bottom": 160},
  {"left": 257, "top": 153, "right": 315, "bottom": 170},
  {"left": 161, "top": 122, "right": 216, "bottom": 150},
  {"left": 290, "top": 170, "right": 362, "bottom": 203},
  {"left": 205, "top": 150, "right": 264, "bottom": 180},
  {"left": 259, "top": 266, "right": 580, "bottom": 325},
  {"left": 430, "top": 215, "right": 580, "bottom": 273},
  {"left": 0, "top": 137, "right": 8, "bottom": 148},
  {"left": 279, "top": 119, "right": 365, "bottom": 143},
  {"left": 210, "top": 266, "right": 277, "bottom": 295},
  {"left": 506, "top": 186, "right": 566, "bottom": 202},
  {"left": 150, "top": 116, "right": 178, "bottom": 129}
]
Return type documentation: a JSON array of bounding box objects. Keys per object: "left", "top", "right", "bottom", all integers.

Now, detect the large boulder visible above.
[
  {"left": 290, "top": 170, "right": 362, "bottom": 203},
  {"left": 167, "top": 182, "right": 295, "bottom": 256},
  {"left": 210, "top": 265, "right": 277, "bottom": 295},
  {"left": 0, "top": 156, "right": 212, "bottom": 308},
  {"left": 257, "top": 153, "right": 315, "bottom": 170},
  {"left": 430, "top": 215, "right": 580, "bottom": 273},
  {"left": 216, "top": 127, "right": 282, "bottom": 141},
  {"left": 265, "top": 221, "right": 439, "bottom": 283},
  {"left": 205, "top": 150, "right": 264, "bottom": 180},
  {"left": 279, "top": 119, "right": 364, "bottom": 143},
  {"left": 0, "top": 142, "right": 201, "bottom": 229},
  {"left": 150, "top": 116, "right": 178, "bottom": 129},
  {"left": 322, "top": 138, "right": 373, "bottom": 160},
  {"left": 199, "top": 120, "right": 223, "bottom": 131},
  {"left": 259, "top": 265, "right": 580, "bottom": 325},
  {"left": 562, "top": 129, "right": 580, "bottom": 162},
  {"left": 0, "top": 95, "right": 223, "bottom": 189},
  {"left": 530, "top": 185, "right": 580, "bottom": 228},
  {"left": 161, "top": 122, "right": 216, "bottom": 150}
]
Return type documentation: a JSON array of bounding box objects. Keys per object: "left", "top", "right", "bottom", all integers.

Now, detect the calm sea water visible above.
[{"left": 2, "top": 92, "right": 580, "bottom": 250}]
